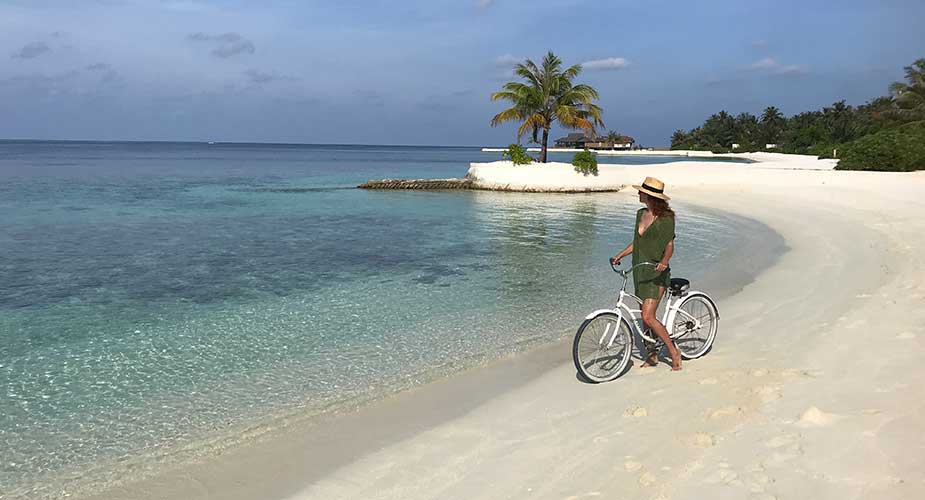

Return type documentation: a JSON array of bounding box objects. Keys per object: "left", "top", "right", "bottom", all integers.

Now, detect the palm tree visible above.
[
  {"left": 490, "top": 51, "right": 604, "bottom": 163},
  {"left": 760, "top": 106, "right": 785, "bottom": 145},
  {"left": 605, "top": 130, "right": 621, "bottom": 148},
  {"left": 889, "top": 58, "right": 925, "bottom": 121},
  {"left": 760, "top": 106, "right": 784, "bottom": 123}
]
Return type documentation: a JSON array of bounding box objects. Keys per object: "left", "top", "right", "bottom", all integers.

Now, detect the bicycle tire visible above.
[
  {"left": 573, "top": 312, "right": 634, "bottom": 383},
  {"left": 672, "top": 293, "right": 718, "bottom": 359}
]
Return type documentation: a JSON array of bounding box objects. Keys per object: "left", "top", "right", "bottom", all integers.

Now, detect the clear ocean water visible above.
[{"left": 0, "top": 141, "right": 756, "bottom": 498}]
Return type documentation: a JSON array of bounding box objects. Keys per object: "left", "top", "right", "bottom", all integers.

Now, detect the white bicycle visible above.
[{"left": 572, "top": 262, "right": 719, "bottom": 382}]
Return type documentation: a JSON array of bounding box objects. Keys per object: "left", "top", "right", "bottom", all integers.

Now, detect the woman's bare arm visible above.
[
  {"left": 611, "top": 242, "right": 633, "bottom": 265},
  {"left": 656, "top": 240, "right": 674, "bottom": 272}
]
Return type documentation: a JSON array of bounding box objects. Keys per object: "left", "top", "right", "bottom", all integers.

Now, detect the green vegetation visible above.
[
  {"left": 502, "top": 143, "right": 534, "bottom": 165},
  {"left": 490, "top": 51, "right": 604, "bottom": 163},
  {"left": 571, "top": 149, "right": 598, "bottom": 176},
  {"left": 835, "top": 122, "right": 925, "bottom": 171},
  {"left": 671, "top": 57, "right": 925, "bottom": 171}
]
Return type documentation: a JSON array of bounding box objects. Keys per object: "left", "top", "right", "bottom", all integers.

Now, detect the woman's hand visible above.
[
  {"left": 655, "top": 261, "right": 668, "bottom": 272},
  {"left": 610, "top": 255, "right": 621, "bottom": 266}
]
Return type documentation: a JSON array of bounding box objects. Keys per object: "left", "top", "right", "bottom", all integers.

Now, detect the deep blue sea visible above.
[{"left": 0, "top": 141, "right": 754, "bottom": 498}]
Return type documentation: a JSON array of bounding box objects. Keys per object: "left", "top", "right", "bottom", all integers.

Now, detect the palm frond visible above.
[
  {"left": 489, "top": 51, "right": 604, "bottom": 160},
  {"left": 516, "top": 114, "right": 547, "bottom": 139},
  {"left": 491, "top": 107, "right": 526, "bottom": 127}
]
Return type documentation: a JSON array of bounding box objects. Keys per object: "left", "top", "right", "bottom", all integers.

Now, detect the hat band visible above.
[{"left": 641, "top": 183, "right": 663, "bottom": 194}]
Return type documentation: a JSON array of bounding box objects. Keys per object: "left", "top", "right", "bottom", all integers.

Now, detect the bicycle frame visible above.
[{"left": 584, "top": 262, "right": 707, "bottom": 346}]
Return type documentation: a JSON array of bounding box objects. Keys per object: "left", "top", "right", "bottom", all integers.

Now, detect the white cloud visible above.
[
  {"left": 748, "top": 57, "right": 806, "bottom": 76},
  {"left": 582, "top": 57, "right": 628, "bottom": 71},
  {"left": 494, "top": 54, "right": 524, "bottom": 67}
]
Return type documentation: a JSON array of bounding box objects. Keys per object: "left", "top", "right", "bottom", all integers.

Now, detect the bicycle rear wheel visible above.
[
  {"left": 573, "top": 312, "right": 633, "bottom": 383},
  {"left": 672, "top": 293, "right": 718, "bottom": 359}
]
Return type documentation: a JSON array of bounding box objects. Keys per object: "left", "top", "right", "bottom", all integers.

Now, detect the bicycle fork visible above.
[{"left": 600, "top": 291, "right": 627, "bottom": 348}]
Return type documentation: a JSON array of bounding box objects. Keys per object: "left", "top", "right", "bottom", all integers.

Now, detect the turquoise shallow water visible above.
[{"left": 0, "top": 142, "right": 755, "bottom": 498}]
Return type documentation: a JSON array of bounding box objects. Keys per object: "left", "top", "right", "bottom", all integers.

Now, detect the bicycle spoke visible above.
[
  {"left": 673, "top": 296, "right": 717, "bottom": 359},
  {"left": 575, "top": 315, "right": 631, "bottom": 381}
]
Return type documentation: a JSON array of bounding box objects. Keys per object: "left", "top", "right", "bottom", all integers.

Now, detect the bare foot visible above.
[{"left": 639, "top": 349, "right": 658, "bottom": 368}]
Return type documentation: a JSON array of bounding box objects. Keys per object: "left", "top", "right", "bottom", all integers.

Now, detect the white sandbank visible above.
[
  {"left": 87, "top": 155, "right": 925, "bottom": 500},
  {"left": 467, "top": 152, "right": 839, "bottom": 193}
]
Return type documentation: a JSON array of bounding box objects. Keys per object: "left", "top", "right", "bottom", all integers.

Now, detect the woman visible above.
[{"left": 610, "top": 176, "right": 681, "bottom": 371}]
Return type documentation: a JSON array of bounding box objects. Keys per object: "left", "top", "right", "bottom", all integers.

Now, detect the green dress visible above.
[{"left": 632, "top": 209, "right": 675, "bottom": 300}]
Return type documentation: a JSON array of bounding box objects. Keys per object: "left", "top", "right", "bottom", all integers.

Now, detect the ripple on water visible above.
[{"left": 0, "top": 144, "right": 763, "bottom": 498}]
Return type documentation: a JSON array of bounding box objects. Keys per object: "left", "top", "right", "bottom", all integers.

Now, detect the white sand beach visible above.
[
  {"left": 291, "top": 155, "right": 925, "bottom": 499},
  {"left": 90, "top": 154, "right": 925, "bottom": 500}
]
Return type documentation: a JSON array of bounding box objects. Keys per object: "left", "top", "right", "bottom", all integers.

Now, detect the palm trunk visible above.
[{"left": 540, "top": 127, "right": 549, "bottom": 163}]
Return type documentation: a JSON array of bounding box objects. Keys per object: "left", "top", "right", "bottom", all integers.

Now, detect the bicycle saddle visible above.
[{"left": 669, "top": 278, "right": 690, "bottom": 296}]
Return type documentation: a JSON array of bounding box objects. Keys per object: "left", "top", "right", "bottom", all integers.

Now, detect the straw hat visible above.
[{"left": 632, "top": 176, "right": 671, "bottom": 201}]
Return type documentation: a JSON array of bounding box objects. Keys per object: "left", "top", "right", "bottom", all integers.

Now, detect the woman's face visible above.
[{"left": 638, "top": 191, "right": 647, "bottom": 204}]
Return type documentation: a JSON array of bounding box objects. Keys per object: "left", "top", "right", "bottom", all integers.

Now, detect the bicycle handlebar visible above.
[{"left": 609, "top": 260, "right": 665, "bottom": 277}]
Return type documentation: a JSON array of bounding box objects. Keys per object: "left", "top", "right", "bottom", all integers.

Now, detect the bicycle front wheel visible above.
[
  {"left": 672, "top": 293, "right": 718, "bottom": 359},
  {"left": 573, "top": 312, "right": 633, "bottom": 383}
]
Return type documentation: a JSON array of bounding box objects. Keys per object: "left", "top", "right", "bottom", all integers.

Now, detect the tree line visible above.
[{"left": 670, "top": 58, "right": 925, "bottom": 170}]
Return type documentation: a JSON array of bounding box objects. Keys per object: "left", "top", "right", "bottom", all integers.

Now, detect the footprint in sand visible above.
[
  {"left": 750, "top": 385, "right": 783, "bottom": 403},
  {"left": 796, "top": 406, "right": 838, "bottom": 427},
  {"left": 749, "top": 472, "right": 772, "bottom": 489},
  {"left": 687, "top": 432, "right": 716, "bottom": 448},
  {"left": 624, "top": 406, "right": 649, "bottom": 418},
  {"left": 638, "top": 471, "right": 657, "bottom": 486},
  {"left": 624, "top": 461, "right": 643, "bottom": 472},
  {"left": 698, "top": 378, "right": 718, "bottom": 385},
  {"left": 679, "top": 460, "right": 704, "bottom": 479},
  {"left": 750, "top": 368, "right": 770, "bottom": 377}
]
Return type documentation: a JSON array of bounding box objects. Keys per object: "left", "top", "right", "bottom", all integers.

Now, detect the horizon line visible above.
[{"left": 0, "top": 138, "right": 500, "bottom": 149}]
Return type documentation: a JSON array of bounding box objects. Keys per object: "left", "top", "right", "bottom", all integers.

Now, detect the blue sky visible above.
[{"left": 1, "top": 0, "right": 922, "bottom": 146}]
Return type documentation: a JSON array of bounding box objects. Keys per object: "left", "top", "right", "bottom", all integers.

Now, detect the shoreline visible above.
[
  {"left": 284, "top": 163, "right": 925, "bottom": 500},
  {"left": 79, "top": 190, "right": 784, "bottom": 500},
  {"left": 287, "top": 162, "right": 925, "bottom": 499},
  {"left": 79, "top": 156, "right": 925, "bottom": 500}
]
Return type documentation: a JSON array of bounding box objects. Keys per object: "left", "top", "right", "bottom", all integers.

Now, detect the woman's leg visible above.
[{"left": 641, "top": 288, "right": 682, "bottom": 371}]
